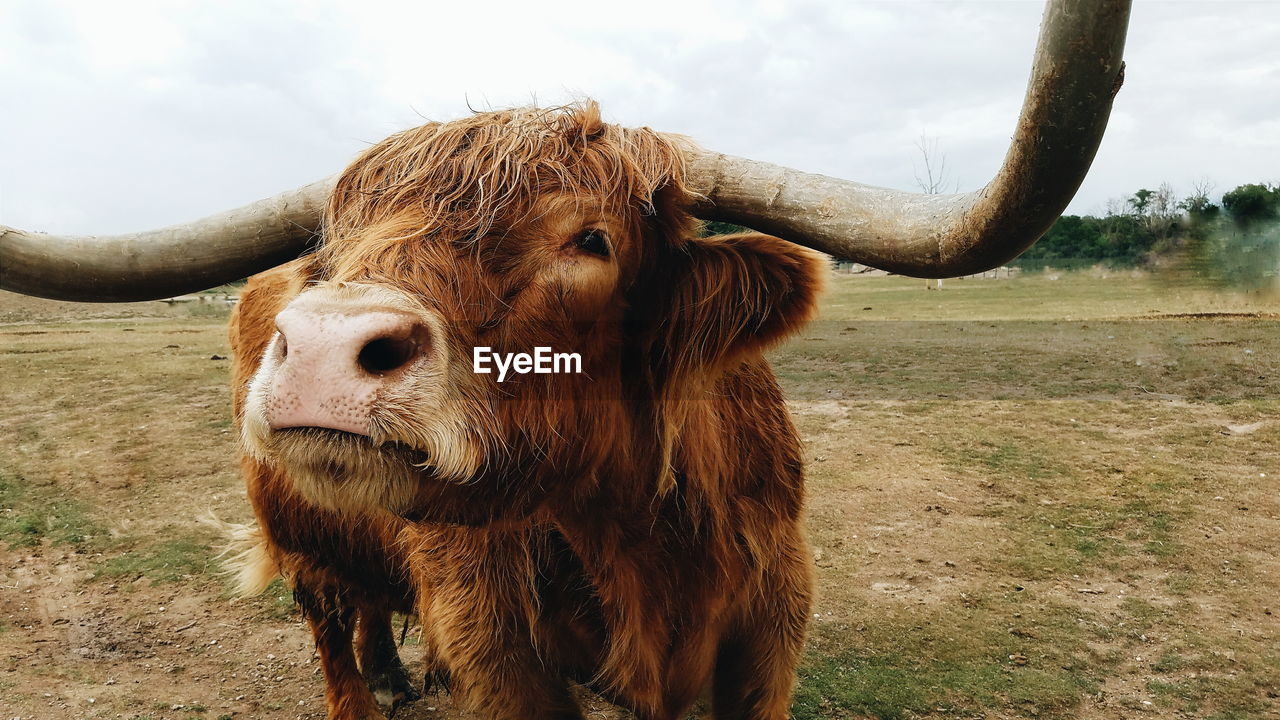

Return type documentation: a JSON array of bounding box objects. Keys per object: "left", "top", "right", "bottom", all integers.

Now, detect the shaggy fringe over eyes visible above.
[{"left": 318, "top": 101, "right": 690, "bottom": 260}]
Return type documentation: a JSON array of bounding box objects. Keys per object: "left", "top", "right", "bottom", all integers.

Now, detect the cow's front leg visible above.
[
  {"left": 404, "top": 525, "right": 584, "bottom": 720},
  {"left": 711, "top": 533, "right": 813, "bottom": 720},
  {"left": 295, "top": 584, "right": 385, "bottom": 720},
  {"left": 355, "top": 605, "right": 421, "bottom": 713}
]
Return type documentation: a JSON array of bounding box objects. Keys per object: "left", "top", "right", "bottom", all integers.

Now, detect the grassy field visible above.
[{"left": 1, "top": 272, "right": 1278, "bottom": 719}]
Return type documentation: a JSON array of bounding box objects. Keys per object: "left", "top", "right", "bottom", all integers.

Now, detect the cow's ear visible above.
[{"left": 650, "top": 232, "right": 825, "bottom": 374}]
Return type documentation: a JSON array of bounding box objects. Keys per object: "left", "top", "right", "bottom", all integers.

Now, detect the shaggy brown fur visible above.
[{"left": 230, "top": 101, "right": 823, "bottom": 720}]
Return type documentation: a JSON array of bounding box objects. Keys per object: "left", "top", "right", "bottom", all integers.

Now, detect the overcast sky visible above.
[{"left": 1, "top": 0, "right": 1276, "bottom": 235}]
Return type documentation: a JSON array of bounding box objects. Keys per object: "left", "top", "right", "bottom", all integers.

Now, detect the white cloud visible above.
[{"left": 1, "top": 0, "right": 1277, "bottom": 235}]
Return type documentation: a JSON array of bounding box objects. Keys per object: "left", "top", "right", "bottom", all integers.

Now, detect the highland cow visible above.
[{"left": 232, "top": 103, "right": 822, "bottom": 719}]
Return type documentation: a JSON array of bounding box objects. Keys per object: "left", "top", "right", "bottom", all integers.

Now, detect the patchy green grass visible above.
[
  {"left": 94, "top": 537, "right": 214, "bottom": 584},
  {"left": 795, "top": 602, "right": 1099, "bottom": 720},
  {"left": 923, "top": 430, "right": 1196, "bottom": 579},
  {"left": 819, "top": 268, "right": 1276, "bottom": 322},
  {"left": 0, "top": 472, "right": 104, "bottom": 550},
  {"left": 777, "top": 273, "right": 1280, "bottom": 719}
]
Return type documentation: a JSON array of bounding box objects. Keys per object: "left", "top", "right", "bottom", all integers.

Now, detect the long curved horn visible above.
[
  {"left": 0, "top": 178, "right": 334, "bottom": 302},
  {"left": 2, "top": 0, "right": 1127, "bottom": 301},
  {"left": 684, "top": 0, "right": 1131, "bottom": 277}
]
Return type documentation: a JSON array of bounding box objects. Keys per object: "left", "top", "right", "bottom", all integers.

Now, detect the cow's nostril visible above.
[{"left": 358, "top": 334, "right": 420, "bottom": 375}]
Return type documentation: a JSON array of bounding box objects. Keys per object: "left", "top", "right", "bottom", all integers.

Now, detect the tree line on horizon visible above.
[
  {"left": 1016, "top": 180, "right": 1280, "bottom": 289},
  {"left": 706, "top": 178, "right": 1280, "bottom": 289}
]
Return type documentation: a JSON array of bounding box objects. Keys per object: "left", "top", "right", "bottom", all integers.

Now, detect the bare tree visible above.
[
  {"left": 915, "top": 132, "right": 952, "bottom": 288},
  {"left": 1149, "top": 182, "right": 1180, "bottom": 239},
  {"left": 913, "top": 132, "right": 955, "bottom": 195},
  {"left": 1180, "top": 177, "right": 1217, "bottom": 215},
  {"left": 1124, "top": 183, "right": 1181, "bottom": 242}
]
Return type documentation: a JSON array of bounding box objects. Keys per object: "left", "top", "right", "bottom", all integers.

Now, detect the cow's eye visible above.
[{"left": 574, "top": 229, "right": 610, "bottom": 257}]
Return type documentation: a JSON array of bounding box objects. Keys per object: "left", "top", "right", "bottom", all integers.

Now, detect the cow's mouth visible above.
[
  {"left": 274, "top": 427, "right": 430, "bottom": 464},
  {"left": 264, "top": 427, "right": 432, "bottom": 514}
]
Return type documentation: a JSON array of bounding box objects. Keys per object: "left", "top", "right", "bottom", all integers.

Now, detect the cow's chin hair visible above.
[{"left": 260, "top": 428, "right": 431, "bottom": 517}]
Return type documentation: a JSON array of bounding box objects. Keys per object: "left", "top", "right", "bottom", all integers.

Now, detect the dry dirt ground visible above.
[{"left": 2, "top": 273, "right": 1278, "bottom": 720}]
